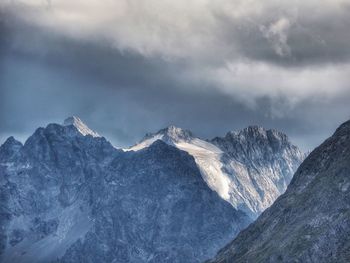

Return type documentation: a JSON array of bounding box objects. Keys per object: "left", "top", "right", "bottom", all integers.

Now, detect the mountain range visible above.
[
  {"left": 0, "top": 116, "right": 304, "bottom": 262},
  {"left": 128, "top": 124, "right": 305, "bottom": 219}
]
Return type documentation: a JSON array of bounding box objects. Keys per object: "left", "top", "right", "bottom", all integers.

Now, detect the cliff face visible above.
[
  {"left": 211, "top": 126, "right": 305, "bottom": 218},
  {"left": 209, "top": 120, "right": 350, "bottom": 263}
]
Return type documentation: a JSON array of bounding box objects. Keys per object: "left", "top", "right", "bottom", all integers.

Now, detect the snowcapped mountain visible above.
[
  {"left": 0, "top": 117, "right": 305, "bottom": 262},
  {"left": 127, "top": 126, "right": 232, "bottom": 210},
  {"left": 0, "top": 118, "right": 250, "bottom": 263},
  {"left": 208, "top": 120, "right": 350, "bottom": 263},
  {"left": 128, "top": 125, "right": 305, "bottom": 219}
]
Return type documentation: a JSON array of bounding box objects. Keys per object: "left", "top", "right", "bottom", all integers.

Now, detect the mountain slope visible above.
[
  {"left": 128, "top": 125, "right": 305, "bottom": 218},
  {"left": 209, "top": 120, "right": 350, "bottom": 263},
  {"left": 0, "top": 118, "right": 250, "bottom": 263}
]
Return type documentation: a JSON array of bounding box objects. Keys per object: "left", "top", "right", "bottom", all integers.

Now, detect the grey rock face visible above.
[
  {"left": 0, "top": 119, "right": 250, "bottom": 263},
  {"left": 211, "top": 126, "right": 305, "bottom": 218},
  {"left": 208, "top": 120, "right": 350, "bottom": 263}
]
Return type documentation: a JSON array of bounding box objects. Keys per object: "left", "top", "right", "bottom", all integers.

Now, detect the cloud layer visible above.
[
  {"left": 3, "top": 0, "right": 349, "bottom": 63},
  {"left": 1, "top": 0, "right": 350, "bottom": 150}
]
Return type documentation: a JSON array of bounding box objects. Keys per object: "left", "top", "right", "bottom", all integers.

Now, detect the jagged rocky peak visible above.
[
  {"left": 227, "top": 125, "right": 266, "bottom": 136},
  {"left": 225, "top": 125, "right": 288, "bottom": 142},
  {"left": 140, "top": 125, "right": 194, "bottom": 145},
  {"left": 212, "top": 125, "right": 303, "bottom": 157},
  {"left": 1, "top": 136, "right": 23, "bottom": 149},
  {"left": 0, "top": 136, "right": 23, "bottom": 160},
  {"left": 63, "top": 116, "right": 100, "bottom": 137},
  {"left": 158, "top": 125, "right": 194, "bottom": 143}
]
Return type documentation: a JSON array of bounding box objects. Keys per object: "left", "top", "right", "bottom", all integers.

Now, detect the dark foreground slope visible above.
[
  {"left": 209, "top": 120, "right": 350, "bottom": 263},
  {"left": 0, "top": 121, "right": 249, "bottom": 263}
]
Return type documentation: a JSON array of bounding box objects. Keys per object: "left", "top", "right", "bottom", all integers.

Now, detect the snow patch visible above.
[
  {"left": 175, "top": 139, "right": 231, "bottom": 201},
  {"left": 126, "top": 134, "right": 164, "bottom": 151},
  {"left": 63, "top": 116, "right": 100, "bottom": 137}
]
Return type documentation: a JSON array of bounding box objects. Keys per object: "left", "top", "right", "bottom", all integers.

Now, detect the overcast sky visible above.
[{"left": 1, "top": 0, "right": 350, "bottom": 151}]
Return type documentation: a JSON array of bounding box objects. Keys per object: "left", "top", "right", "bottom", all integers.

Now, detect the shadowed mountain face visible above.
[
  {"left": 209, "top": 120, "right": 350, "bottom": 263},
  {"left": 0, "top": 118, "right": 250, "bottom": 263}
]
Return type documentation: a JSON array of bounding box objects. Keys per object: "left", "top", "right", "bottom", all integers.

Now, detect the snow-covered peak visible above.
[
  {"left": 63, "top": 116, "right": 100, "bottom": 137},
  {"left": 126, "top": 126, "right": 234, "bottom": 207},
  {"left": 127, "top": 124, "right": 304, "bottom": 218},
  {"left": 157, "top": 125, "right": 194, "bottom": 143},
  {"left": 127, "top": 125, "right": 193, "bottom": 151}
]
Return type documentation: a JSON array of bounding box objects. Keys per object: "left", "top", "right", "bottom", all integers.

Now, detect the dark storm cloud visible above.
[
  {"left": 0, "top": 0, "right": 350, "bottom": 151},
  {"left": 0, "top": 26, "right": 257, "bottom": 147},
  {"left": 2, "top": 0, "right": 350, "bottom": 67}
]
